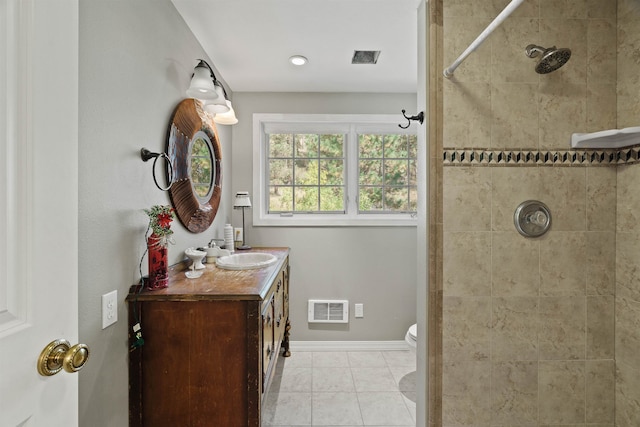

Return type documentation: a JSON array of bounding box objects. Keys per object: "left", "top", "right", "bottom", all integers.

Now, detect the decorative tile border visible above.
[{"left": 443, "top": 146, "right": 640, "bottom": 167}]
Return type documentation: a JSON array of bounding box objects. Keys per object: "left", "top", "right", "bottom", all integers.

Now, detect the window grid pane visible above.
[
  {"left": 358, "top": 134, "right": 417, "bottom": 214},
  {"left": 269, "top": 185, "right": 293, "bottom": 212},
  {"left": 268, "top": 133, "right": 345, "bottom": 213}
]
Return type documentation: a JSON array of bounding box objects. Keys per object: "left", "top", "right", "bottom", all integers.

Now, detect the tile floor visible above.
[{"left": 262, "top": 350, "right": 416, "bottom": 426}]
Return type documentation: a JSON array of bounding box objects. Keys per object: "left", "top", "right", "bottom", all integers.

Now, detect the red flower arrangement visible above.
[
  {"left": 144, "top": 205, "right": 175, "bottom": 246},
  {"left": 144, "top": 205, "right": 175, "bottom": 290}
]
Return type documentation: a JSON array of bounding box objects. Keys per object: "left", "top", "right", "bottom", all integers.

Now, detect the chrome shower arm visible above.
[{"left": 525, "top": 44, "right": 546, "bottom": 58}]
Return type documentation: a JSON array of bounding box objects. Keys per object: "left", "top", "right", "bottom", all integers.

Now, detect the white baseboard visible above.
[{"left": 290, "top": 340, "right": 409, "bottom": 352}]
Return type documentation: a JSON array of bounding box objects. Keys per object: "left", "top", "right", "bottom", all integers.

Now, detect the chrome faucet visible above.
[{"left": 208, "top": 238, "right": 224, "bottom": 248}]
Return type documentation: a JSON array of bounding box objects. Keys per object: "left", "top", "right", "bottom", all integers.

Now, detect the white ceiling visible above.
[{"left": 171, "top": 0, "right": 419, "bottom": 94}]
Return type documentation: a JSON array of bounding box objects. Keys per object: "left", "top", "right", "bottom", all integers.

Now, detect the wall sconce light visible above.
[
  {"left": 213, "top": 100, "right": 239, "bottom": 125},
  {"left": 233, "top": 191, "right": 252, "bottom": 250},
  {"left": 186, "top": 60, "right": 218, "bottom": 100},
  {"left": 186, "top": 59, "right": 238, "bottom": 124},
  {"left": 204, "top": 82, "right": 229, "bottom": 114}
]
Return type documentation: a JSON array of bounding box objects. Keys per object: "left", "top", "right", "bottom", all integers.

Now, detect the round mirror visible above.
[
  {"left": 166, "top": 99, "right": 222, "bottom": 233},
  {"left": 189, "top": 131, "right": 215, "bottom": 202}
]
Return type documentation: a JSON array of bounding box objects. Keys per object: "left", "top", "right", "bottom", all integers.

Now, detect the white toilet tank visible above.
[{"left": 405, "top": 323, "right": 417, "bottom": 352}]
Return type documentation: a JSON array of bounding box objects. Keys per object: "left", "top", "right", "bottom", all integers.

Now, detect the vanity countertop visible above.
[{"left": 126, "top": 247, "right": 289, "bottom": 302}]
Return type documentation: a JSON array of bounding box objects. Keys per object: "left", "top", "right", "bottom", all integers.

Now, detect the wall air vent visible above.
[
  {"left": 308, "top": 300, "right": 349, "bottom": 323},
  {"left": 351, "top": 50, "right": 380, "bottom": 64}
]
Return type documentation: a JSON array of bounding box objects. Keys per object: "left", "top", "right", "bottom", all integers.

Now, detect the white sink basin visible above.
[{"left": 216, "top": 253, "right": 278, "bottom": 270}]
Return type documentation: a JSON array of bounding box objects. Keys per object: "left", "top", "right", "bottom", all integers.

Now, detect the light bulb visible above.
[{"left": 289, "top": 55, "right": 308, "bottom": 66}]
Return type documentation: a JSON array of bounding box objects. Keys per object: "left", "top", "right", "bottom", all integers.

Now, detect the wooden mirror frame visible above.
[{"left": 166, "top": 99, "right": 222, "bottom": 233}]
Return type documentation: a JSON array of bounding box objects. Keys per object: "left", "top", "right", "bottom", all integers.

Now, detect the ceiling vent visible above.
[{"left": 351, "top": 50, "right": 380, "bottom": 64}]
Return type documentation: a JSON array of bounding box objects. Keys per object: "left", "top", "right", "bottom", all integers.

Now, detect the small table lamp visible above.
[{"left": 233, "top": 191, "right": 252, "bottom": 250}]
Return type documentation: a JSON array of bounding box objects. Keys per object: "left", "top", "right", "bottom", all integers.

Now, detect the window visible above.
[
  {"left": 253, "top": 114, "right": 418, "bottom": 226},
  {"left": 268, "top": 133, "right": 346, "bottom": 213},
  {"left": 358, "top": 133, "right": 417, "bottom": 213}
]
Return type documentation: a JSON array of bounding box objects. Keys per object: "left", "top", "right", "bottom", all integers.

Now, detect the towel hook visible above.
[
  {"left": 398, "top": 109, "right": 424, "bottom": 129},
  {"left": 140, "top": 148, "right": 173, "bottom": 191}
]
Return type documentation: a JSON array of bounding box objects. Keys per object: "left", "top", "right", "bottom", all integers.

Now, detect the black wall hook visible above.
[
  {"left": 140, "top": 148, "right": 161, "bottom": 162},
  {"left": 398, "top": 109, "right": 424, "bottom": 129}
]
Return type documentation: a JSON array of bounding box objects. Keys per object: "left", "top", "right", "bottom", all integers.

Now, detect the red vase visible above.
[{"left": 147, "top": 234, "right": 168, "bottom": 290}]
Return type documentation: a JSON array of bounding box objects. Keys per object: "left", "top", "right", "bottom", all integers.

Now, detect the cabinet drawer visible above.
[
  {"left": 275, "top": 261, "right": 289, "bottom": 355},
  {"left": 283, "top": 263, "right": 289, "bottom": 320},
  {"left": 262, "top": 294, "right": 275, "bottom": 393},
  {"left": 274, "top": 275, "right": 285, "bottom": 344}
]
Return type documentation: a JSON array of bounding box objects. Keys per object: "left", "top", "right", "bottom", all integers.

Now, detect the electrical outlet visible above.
[
  {"left": 355, "top": 303, "right": 364, "bottom": 318},
  {"left": 102, "top": 290, "right": 118, "bottom": 329}
]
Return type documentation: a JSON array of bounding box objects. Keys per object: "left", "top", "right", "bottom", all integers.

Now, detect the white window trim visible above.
[{"left": 253, "top": 113, "right": 418, "bottom": 227}]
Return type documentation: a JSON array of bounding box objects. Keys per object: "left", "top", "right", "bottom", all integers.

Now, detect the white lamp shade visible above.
[
  {"left": 204, "top": 85, "right": 230, "bottom": 114},
  {"left": 213, "top": 100, "right": 238, "bottom": 125},
  {"left": 233, "top": 191, "right": 251, "bottom": 208},
  {"left": 186, "top": 64, "right": 218, "bottom": 100}
]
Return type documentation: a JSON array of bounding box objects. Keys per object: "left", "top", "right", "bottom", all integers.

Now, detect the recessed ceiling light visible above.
[{"left": 289, "top": 55, "right": 308, "bottom": 66}]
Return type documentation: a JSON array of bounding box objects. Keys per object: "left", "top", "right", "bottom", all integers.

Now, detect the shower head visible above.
[{"left": 525, "top": 44, "right": 571, "bottom": 74}]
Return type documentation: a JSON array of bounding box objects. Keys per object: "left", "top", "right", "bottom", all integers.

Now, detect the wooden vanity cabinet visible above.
[
  {"left": 127, "top": 248, "right": 290, "bottom": 427},
  {"left": 261, "top": 261, "right": 290, "bottom": 394}
]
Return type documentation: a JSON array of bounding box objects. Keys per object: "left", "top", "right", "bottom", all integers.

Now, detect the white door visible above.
[{"left": 0, "top": 0, "right": 79, "bottom": 425}]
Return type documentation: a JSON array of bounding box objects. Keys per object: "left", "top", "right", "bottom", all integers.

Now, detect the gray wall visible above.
[
  {"left": 232, "top": 92, "right": 418, "bottom": 341},
  {"left": 78, "top": 1, "right": 232, "bottom": 425},
  {"left": 78, "top": 1, "right": 418, "bottom": 425}
]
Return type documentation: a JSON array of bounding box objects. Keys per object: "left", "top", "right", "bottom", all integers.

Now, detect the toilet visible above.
[{"left": 405, "top": 323, "right": 417, "bottom": 353}]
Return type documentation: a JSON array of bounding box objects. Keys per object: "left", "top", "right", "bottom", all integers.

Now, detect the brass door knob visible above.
[{"left": 37, "top": 339, "right": 90, "bottom": 376}]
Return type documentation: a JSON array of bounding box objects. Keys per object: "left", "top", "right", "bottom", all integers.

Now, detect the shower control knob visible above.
[
  {"left": 527, "top": 210, "right": 548, "bottom": 226},
  {"left": 514, "top": 200, "right": 552, "bottom": 238}
]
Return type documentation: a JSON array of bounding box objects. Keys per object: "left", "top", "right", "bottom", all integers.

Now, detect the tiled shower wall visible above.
[
  {"left": 614, "top": 0, "right": 640, "bottom": 426},
  {"left": 616, "top": 165, "right": 640, "bottom": 427},
  {"left": 434, "top": 0, "right": 635, "bottom": 425},
  {"left": 442, "top": 166, "right": 616, "bottom": 425}
]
